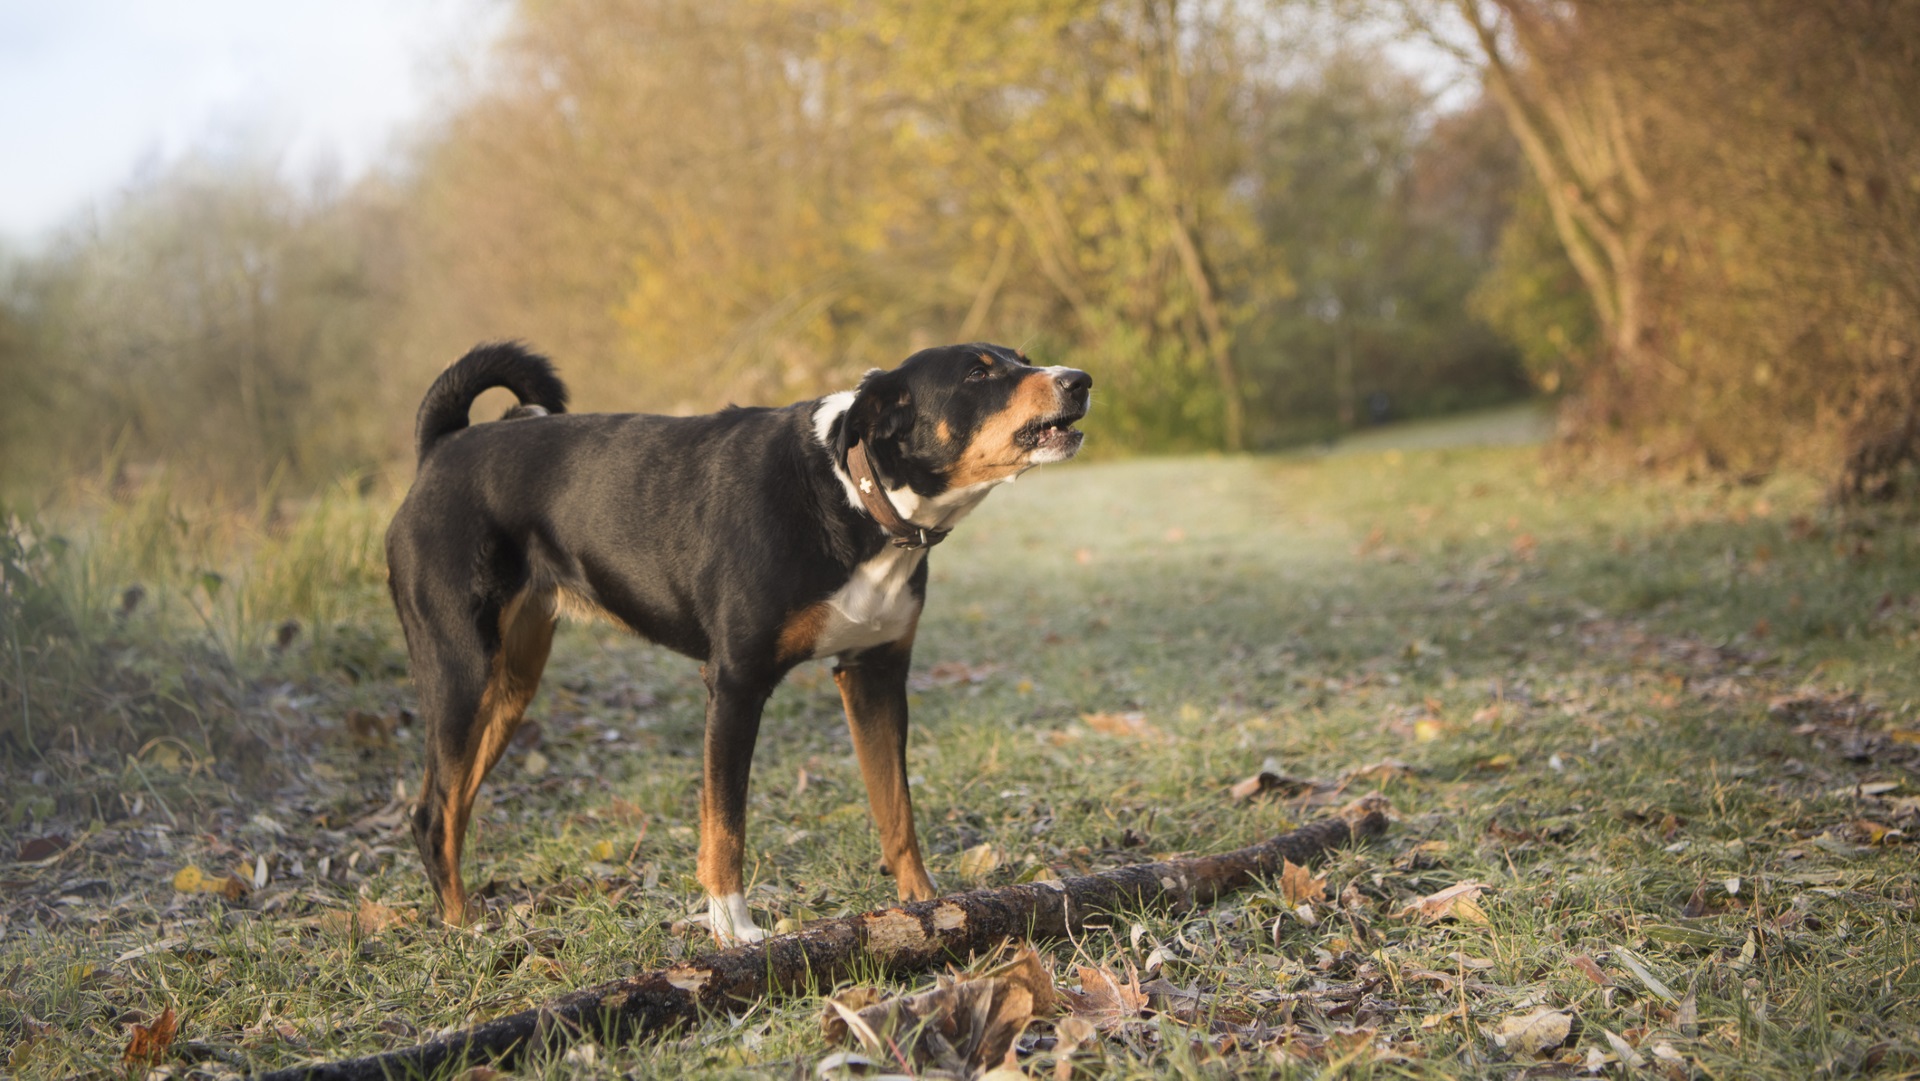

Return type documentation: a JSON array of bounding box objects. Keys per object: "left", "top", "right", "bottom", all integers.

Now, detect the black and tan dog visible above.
[{"left": 386, "top": 342, "right": 1091, "bottom": 942}]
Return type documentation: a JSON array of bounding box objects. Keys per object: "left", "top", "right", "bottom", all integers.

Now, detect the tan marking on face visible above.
[
  {"left": 946, "top": 370, "right": 1058, "bottom": 488},
  {"left": 775, "top": 601, "right": 831, "bottom": 665},
  {"left": 936, "top": 419, "right": 952, "bottom": 443},
  {"left": 977, "top": 351, "right": 996, "bottom": 365}
]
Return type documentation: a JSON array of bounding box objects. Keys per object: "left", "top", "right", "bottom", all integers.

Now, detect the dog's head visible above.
[{"left": 833, "top": 344, "right": 1092, "bottom": 496}]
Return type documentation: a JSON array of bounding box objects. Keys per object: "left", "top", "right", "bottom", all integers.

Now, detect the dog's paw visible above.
[{"left": 708, "top": 892, "right": 768, "bottom": 946}]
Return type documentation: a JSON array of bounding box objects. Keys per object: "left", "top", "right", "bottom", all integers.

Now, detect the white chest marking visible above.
[
  {"left": 812, "top": 545, "right": 926, "bottom": 658},
  {"left": 804, "top": 392, "right": 1011, "bottom": 659}
]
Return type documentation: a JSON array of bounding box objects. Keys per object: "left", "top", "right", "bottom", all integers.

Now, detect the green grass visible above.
[{"left": 4, "top": 444, "right": 1920, "bottom": 1078}]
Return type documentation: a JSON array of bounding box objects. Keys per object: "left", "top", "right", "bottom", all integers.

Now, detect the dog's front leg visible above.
[
  {"left": 834, "top": 642, "right": 938, "bottom": 902},
  {"left": 697, "top": 665, "right": 772, "bottom": 945}
]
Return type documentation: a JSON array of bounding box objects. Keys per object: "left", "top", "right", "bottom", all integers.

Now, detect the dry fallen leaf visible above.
[
  {"left": 1278, "top": 858, "right": 1327, "bottom": 907},
  {"left": 1063, "top": 964, "right": 1149, "bottom": 1031},
  {"left": 123, "top": 1007, "right": 177, "bottom": 1065},
  {"left": 1420, "top": 1001, "right": 1469, "bottom": 1030},
  {"left": 1400, "top": 881, "right": 1492, "bottom": 924},
  {"left": 17, "top": 834, "right": 69, "bottom": 862},
  {"left": 823, "top": 947, "right": 1052, "bottom": 1078},
  {"left": 1491, "top": 1006, "right": 1574, "bottom": 1058},
  {"left": 1602, "top": 1028, "right": 1647, "bottom": 1068},
  {"left": 957, "top": 842, "right": 1004, "bottom": 880},
  {"left": 346, "top": 709, "right": 396, "bottom": 747},
  {"left": 1569, "top": 954, "right": 1613, "bottom": 986},
  {"left": 1081, "top": 711, "right": 1163, "bottom": 741},
  {"left": 354, "top": 899, "right": 413, "bottom": 936},
  {"left": 1612, "top": 946, "right": 1679, "bottom": 1004},
  {"left": 1230, "top": 760, "right": 1322, "bottom": 803}
]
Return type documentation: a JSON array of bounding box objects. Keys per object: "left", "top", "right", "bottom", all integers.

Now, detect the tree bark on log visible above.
[{"left": 255, "top": 799, "right": 1388, "bottom": 1081}]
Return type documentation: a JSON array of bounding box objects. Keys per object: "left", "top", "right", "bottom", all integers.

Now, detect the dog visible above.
[{"left": 386, "top": 342, "right": 1092, "bottom": 942}]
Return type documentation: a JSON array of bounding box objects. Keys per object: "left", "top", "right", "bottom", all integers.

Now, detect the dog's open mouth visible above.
[{"left": 1015, "top": 409, "right": 1086, "bottom": 454}]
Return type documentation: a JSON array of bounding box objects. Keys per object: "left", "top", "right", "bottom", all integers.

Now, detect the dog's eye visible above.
[{"left": 965, "top": 366, "right": 989, "bottom": 382}]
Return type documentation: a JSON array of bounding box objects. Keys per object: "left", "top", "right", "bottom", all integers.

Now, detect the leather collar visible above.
[{"left": 845, "top": 441, "right": 950, "bottom": 550}]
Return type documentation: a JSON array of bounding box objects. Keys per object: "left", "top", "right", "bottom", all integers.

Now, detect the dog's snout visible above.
[{"left": 1055, "top": 368, "right": 1092, "bottom": 395}]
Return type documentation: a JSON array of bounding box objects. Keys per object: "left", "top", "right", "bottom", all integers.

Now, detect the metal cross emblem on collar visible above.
[{"left": 858, "top": 477, "right": 874, "bottom": 494}]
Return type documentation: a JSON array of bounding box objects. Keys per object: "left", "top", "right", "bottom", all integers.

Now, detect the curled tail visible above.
[{"left": 414, "top": 342, "right": 569, "bottom": 462}]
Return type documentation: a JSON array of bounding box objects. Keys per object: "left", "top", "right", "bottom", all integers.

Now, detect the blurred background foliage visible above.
[{"left": 0, "top": 0, "right": 1916, "bottom": 500}]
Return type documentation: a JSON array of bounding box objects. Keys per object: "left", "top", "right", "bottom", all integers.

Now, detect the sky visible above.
[{"left": 0, "top": 0, "right": 509, "bottom": 248}]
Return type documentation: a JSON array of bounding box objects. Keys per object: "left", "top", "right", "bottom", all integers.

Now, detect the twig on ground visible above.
[{"left": 255, "top": 797, "right": 1390, "bottom": 1081}]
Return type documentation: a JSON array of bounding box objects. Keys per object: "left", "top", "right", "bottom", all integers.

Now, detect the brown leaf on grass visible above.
[
  {"left": 1491, "top": 1007, "right": 1573, "bottom": 1058},
  {"left": 1569, "top": 954, "right": 1614, "bottom": 986},
  {"left": 345, "top": 709, "right": 397, "bottom": 747},
  {"left": 355, "top": 899, "right": 413, "bottom": 935},
  {"left": 1343, "top": 759, "right": 1413, "bottom": 784},
  {"left": 1399, "top": 881, "right": 1491, "bottom": 924},
  {"left": 1681, "top": 881, "right": 1723, "bottom": 918},
  {"left": 1064, "top": 964, "right": 1149, "bottom": 1031},
  {"left": 208, "top": 874, "right": 249, "bottom": 901},
  {"left": 957, "top": 842, "right": 1004, "bottom": 880},
  {"left": 1229, "top": 760, "right": 1314, "bottom": 802},
  {"left": 605, "top": 796, "right": 646, "bottom": 824},
  {"left": 122, "top": 1007, "right": 177, "bottom": 1065},
  {"left": 914, "top": 661, "right": 1002, "bottom": 690},
  {"left": 1082, "top": 711, "right": 1164, "bottom": 741},
  {"left": 823, "top": 947, "right": 1053, "bottom": 1078},
  {"left": 16, "top": 834, "right": 69, "bottom": 862},
  {"left": 1279, "top": 859, "right": 1327, "bottom": 907}
]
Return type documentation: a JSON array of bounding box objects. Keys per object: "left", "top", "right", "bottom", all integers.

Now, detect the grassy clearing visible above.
[{"left": 4, "top": 441, "right": 1919, "bottom": 1079}]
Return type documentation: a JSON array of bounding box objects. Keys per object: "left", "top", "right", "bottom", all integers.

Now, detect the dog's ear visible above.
[{"left": 835, "top": 367, "right": 915, "bottom": 473}]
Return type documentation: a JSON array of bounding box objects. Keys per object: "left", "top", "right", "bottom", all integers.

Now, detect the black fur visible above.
[
  {"left": 413, "top": 342, "right": 569, "bottom": 462},
  {"left": 387, "top": 341, "right": 1090, "bottom": 929}
]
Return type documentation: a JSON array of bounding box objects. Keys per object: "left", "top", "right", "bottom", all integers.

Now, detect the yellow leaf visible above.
[
  {"left": 957, "top": 842, "right": 1003, "bottom": 880},
  {"left": 1414, "top": 717, "right": 1444, "bottom": 743},
  {"left": 1400, "top": 881, "right": 1492, "bottom": 923},
  {"left": 172, "top": 866, "right": 204, "bottom": 892},
  {"left": 1451, "top": 896, "right": 1491, "bottom": 925},
  {"left": 1493, "top": 1007, "right": 1574, "bottom": 1057},
  {"left": 1278, "top": 858, "right": 1327, "bottom": 907},
  {"left": 589, "top": 839, "right": 616, "bottom": 861}
]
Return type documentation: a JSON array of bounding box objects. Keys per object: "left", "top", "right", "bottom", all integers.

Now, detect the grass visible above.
[{"left": 4, "top": 438, "right": 1920, "bottom": 1079}]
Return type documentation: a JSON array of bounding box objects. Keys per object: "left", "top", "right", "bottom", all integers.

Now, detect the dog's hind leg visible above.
[
  {"left": 410, "top": 588, "right": 556, "bottom": 924},
  {"left": 696, "top": 663, "right": 774, "bottom": 945},
  {"left": 834, "top": 636, "right": 937, "bottom": 902}
]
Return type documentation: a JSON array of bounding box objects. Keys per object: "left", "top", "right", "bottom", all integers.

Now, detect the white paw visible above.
[{"left": 708, "top": 892, "right": 767, "bottom": 946}]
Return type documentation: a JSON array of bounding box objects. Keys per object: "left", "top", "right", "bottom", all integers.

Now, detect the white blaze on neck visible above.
[
  {"left": 806, "top": 392, "right": 1012, "bottom": 659},
  {"left": 812, "top": 392, "right": 1010, "bottom": 530}
]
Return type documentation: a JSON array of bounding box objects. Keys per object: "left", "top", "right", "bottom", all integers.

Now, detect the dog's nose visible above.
[{"left": 1055, "top": 369, "right": 1092, "bottom": 394}]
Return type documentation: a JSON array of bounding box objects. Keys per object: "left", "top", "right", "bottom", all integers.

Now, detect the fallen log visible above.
[{"left": 256, "top": 797, "right": 1388, "bottom": 1081}]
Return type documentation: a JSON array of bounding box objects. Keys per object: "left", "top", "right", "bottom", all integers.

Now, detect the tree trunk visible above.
[
  {"left": 1461, "top": 0, "right": 1658, "bottom": 377},
  {"left": 257, "top": 800, "right": 1388, "bottom": 1081}
]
